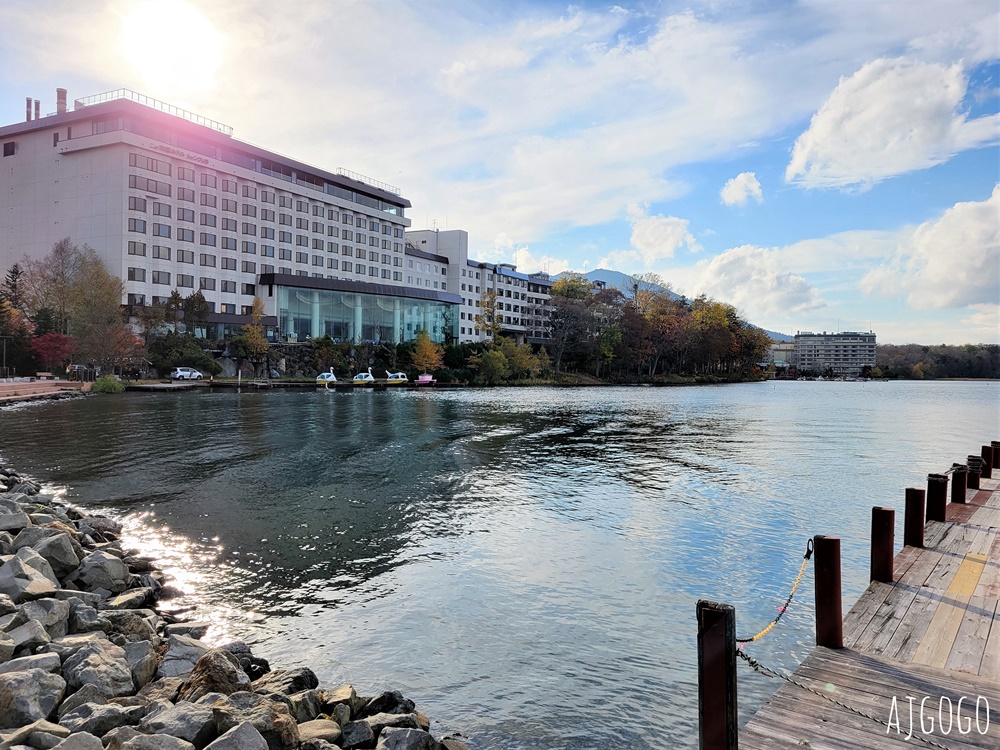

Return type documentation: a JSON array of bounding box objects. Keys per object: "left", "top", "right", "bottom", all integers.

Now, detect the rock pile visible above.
[{"left": 0, "top": 466, "right": 471, "bottom": 750}]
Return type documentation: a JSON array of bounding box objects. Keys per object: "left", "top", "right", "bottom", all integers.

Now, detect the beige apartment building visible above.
[{"left": 792, "top": 331, "right": 877, "bottom": 375}]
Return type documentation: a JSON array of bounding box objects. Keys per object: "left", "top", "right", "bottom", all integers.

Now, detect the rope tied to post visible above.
[{"left": 736, "top": 539, "right": 813, "bottom": 644}]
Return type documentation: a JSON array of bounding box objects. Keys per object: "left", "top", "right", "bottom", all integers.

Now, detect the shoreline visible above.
[{"left": 0, "top": 463, "right": 471, "bottom": 750}]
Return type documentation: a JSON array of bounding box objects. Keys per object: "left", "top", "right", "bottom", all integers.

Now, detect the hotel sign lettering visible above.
[{"left": 148, "top": 143, "right": 210, "bottom": 165}]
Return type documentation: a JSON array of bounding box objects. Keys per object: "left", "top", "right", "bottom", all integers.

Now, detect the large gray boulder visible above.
[
  {"left": 0, "top": 631, "right": 15, "bottom": 662},
  {"left": 139, "top": 701, "right": 217, "bottom": 750},
  {"left": 364, "top": 714, "right": 422, "bottom": 737},
  {"left": 375, "top": 728, "right": 440, "bottom": 750},
  {"left": 68, "top": 601, "right": 110, "bottom": 634},
  {"left": 52, "top": 733, "right": 105, "bottom": 750},
  {"left": 287, "top": 690, "right": 320, "bottom": 723},
  {"left": 20, "top": 598, "right": 71, "bottom": 638},
  {"left": 8, "top": 619, "right": 51, "bottom": 652},
  {"left": 362, "top": 691, "right": 415, "bottom": 718},
  {"left": 0, "top": 549, "right": 59, "bottom": 603},
  {"left": 178, "top": 650, "right": 251, "bottom": 703},
  {"left": 121, "top": 736, "right": 196, "bottom": 750},
  {"left": 70, "top": 551, "right": 128, "bottom": 593},
  {"left": 124, "top": 640, "right": 158, "bottom": 689},
  {"left": 338, "top": 721, "right": 373, "bottom": 750},
  {"left": 0, "top": 652, "right": 61, "bottom": 675},
  {"left": 62, "top": 640, "right": 134, "bottom": 697},
  {"left": 101, "top": 611, "right": 156, "bottom": 641},
  {"left": 0, "top": 717, "right": 70, "bottom": 746},
  {"left": 249, "top": 668, "right": 317, "bottom": 696},
  {"left": 295, "top": 721, "right": 341, "bottom": 745},
  {"left": 0, "top": 668, "right": 66, "bottom": 728},
  {"left": 42, "top": 632, "right": 108, "bottom": 660},
  {"left": 0, "top": 512, "right": 32, "bottom": 532},
  {"left": 202, "top": 722, "right": 267, "bottom": 750},
  {"left": 33, "top": 534, "right": 81, "bottom": 579},
  {"left": 211, "top": 693, "right": 299, "bottom": 750},
  {"left": 58, "top": 703, "right": 140, "bottom": 736},
  {"left": 56, "top": 683, "right": 109, "bottom": 720},
  {"left": 158, "top": 636, "right": 209, "bottom": 679}
]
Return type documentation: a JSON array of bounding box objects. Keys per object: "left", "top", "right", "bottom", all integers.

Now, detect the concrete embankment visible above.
[
  {"left": 0, "top": 465, "right": 470, "bottom": 750},
  {"left": 0, "top": 381, "right": 89, "bottom": 406}
]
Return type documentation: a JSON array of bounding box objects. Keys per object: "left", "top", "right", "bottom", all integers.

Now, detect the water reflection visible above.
[{"left": 0, "top": 382, "right": 997, "bottom": 747}]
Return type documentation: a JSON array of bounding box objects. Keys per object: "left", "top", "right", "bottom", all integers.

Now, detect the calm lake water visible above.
[{"left": 0, "top": 382, "right": 997, "bottom": 747}]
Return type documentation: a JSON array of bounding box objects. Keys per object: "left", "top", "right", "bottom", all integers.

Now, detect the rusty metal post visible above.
[
  {"left": 870, "top": 507, "right": 895, "bottom": 583},
  {"left": 967, "top": 456, "right": 982, "bottom": 490},
  {"left": 992, "top": 441, "right": 1000, "bottom": 469},
  {"left": 951, "top": 464, "right": 968, "bottom": 504},
  {"left": 814, "top": 535, "right": 843, "bottom": 649},
  {"left": 927, "top": 474, "right": 948, "bottom": 522},
  {"left": 904, "top": 488, "right": 925, "bottom": 548},
  {"left": 982, "top": 446, "right": 993, "bottom": 479},
  {"left": 697, "top": 600, "right": 738, "bottom": 750}
]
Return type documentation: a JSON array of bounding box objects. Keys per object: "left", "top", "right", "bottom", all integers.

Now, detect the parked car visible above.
[{"left": 170, "top": 367, "right": 203, "bottom": 380}]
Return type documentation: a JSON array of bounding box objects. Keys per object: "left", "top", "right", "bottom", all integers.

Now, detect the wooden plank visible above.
[
  {"left": 911, "top": 553, "right": 986, "bottom": 669},
  {"left": 945, "top": 594, "right": 997, "bottom": 675}
]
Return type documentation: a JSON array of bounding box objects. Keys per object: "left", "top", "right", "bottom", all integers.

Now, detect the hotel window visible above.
[
  {"left": 261, "top": 264, "right": 274, "bottom": 274},
  {"left": 393, "top": 242, "right": 402, "bottom": 252},
  {"left": 178, "top": 167, "right": 195, "bottom": 183},
  {"left": 369, "top": 220, "right": 379, "bottom": 232},
  {"left": 221, "top": 257, "right": 237, "bottom": 271},
  {"left": 152, "top": 223, "right": 171, "bottom": 238},
  {"left": 312, "top": 239, "right": 323, "bottom": 250},
  {"left": 178, "top": 249, "right": 195, "bottom": 264},
  {"left": 127, "top": 241, "right": 146, "bottom": 256},
  {"left": 241, "top": 283, "right": 256, "bottom": 295},
  {"left": 261, "top": 191, "right": 275, "bottom": 204},
  {"left": 279, "top": 248, "right": 292, "bottom": 260},
  {"left": 240, "top": 305, "right": 253, "bottom": 315},
  {"left": 128, "top": 175, "right": 170, "bottom": 196},
  {"left": 261, "top": 209, "right": 275, "bottom": 222},
  {"left": 200, "top": 213, "right": 217, "bottom": 227},
  {"left": 356, "top": 217, "right": 367, "bottom": 229},
  {"left": 151, "top": 202, "right": 170, "bottom": 217},
  {"left": 177, "top": 274, "right": 194, "bottom": 288},
  {"left": 355, "top": 247, "right": 365, "bottom": 259},
  {"left": 327, "top": 242, "right": 339, "bottom": 254},
  {"left": 369, "top": 237, "right": 379, "bottom": 247},
  {"left": 312, "top": 255, "right": 323, "bottom": 266},
  {"left": 128, "top": 218, "right": 147, "bottom": 233},
  {"left": 296, "top": 217, "right": 309, "bottom": 230},
  {"left": 327, "top": 208, "right": 339, "bottom": 220},
  {"left": 279, "top": 231, "right": 292, "bottom": 243},
  {"left": 296, "top": 235, "right": 308, "bottom": 246},
  {"left": 355, "top": 264, "right": 365, "bottom": 275},
  {"left": 129, "top": 197, "right": 147, "bottom": 212},
  {"left": 383, "top": 225, "right": 392, "bottom": 235},
  {"left": 222, "top": 199, "right": 237, "bottom": 213},
  {"left": 342, "top": 214, "right": 353, "bottom": 225},
  {"left": 261, "top": 227, "right": 275, "bottom": 240},
  {"left": 152, "top": 271, "right": 170, "bottom": 285},
  {"left": 342, "top": 231, "right": 353, "bottom": 242},
  {"left": 369, "top": 267, "right": 378, "bottom": 277},
  {"left": 241, "top": 261, "right": 256, "bottom": 274},
  {"left": 312, "top": 205, "right": 323, "bottom": 217},
  {"left": 356, "top": 233, "right": 366, "bottom": 245},
  {"left": 242, "top": 185, "right": 257, "bottom": 199},
  {"left": 382, "top": 240, "right": 389, "bottom": 250},
  {"left": 200, "top": 194, "right": 217, "bottom": 207},
  {"left": 242, "top": 223, "right": 257, "bottom": 236},
  {"left": 178, "top": 228, "right": 195, "bottom": 242},
  {"left": 311, "top": 221, "right": 323, "bottom": 233},
  {"left": 261, "top": 245, "right": 275, "bottom": 258},
  {"left": 342, "top": 261, "right": 353, "bottom": 273},
  {"left": 327, "top": 258, "right": 339, "bottom": 270},
  {"left": 222, "top": 179, "right": 237, "bottom": 194},
  {"left": 199, "top": 253, "right": 216, "bottom": 267},
  {"left": 199, "top": 277, "right": 216, "bottom": 291},
  {"left": 178, "top": 187, "right": 195, "bottom": 203},
  {"left": 327, "top": 225, "right": 338, "bottom": 237},
  {"left": 368, "top": 250, "right": 378, "bottom": 262},
  {"left": 199, "top": 233, "right": 217, "bottom": 247},
  {"left": 279, "top": 195, "right": 292, "bottom": 208},
  {"left": 129, "top": 153, "right": 170, "bottom": 176},
  {"left": 200, "top": 174, "right": 216, "bottom": 188},
  {"left": 407, "top": 260, "right": 413, "bottom": 269},
  {"left": 381, "top": 269, "right": 390, "bottom": 279},
  {"left": 221, "top": 237, "right": 237, "bottom": 251},
  {"left": 278, "top": 266, "right": 291, "bottom": 274},
  {"left": 243, "top": 241, "right": 257, "bottom": 254},
  {"left": 178, "top": 208, "right": 194, "bottom": 222},
  {"left": 296, "top": 200, "right": 308, "bottom": 213},
  {"left": 127, "top": 293, "right": 145, "bottom": 306},
  {"left": 393, "top": 257, "right": 402, "bottom": 267},
  {"left": 393, "top": 271, "right": 401, "bottom": 281},
  {"left": 295, "top": 252, "right": 308, "bottom": 264},
  {"left": 279, "top": 213, "right": 292, "bottom": 225},
  {"left": 407, "top": 275, "right": 412, "bottom": 284},
  {"left": 3, "top": 142, "right": 15, "bottom": 157},
  {"left": 296, "top": 270, "right": 308, "bottom": 277},
  {"left": 395, "top": 228, "right": 404, "bottom": 238},
  {"left": 242, "top": 204, "right": 257, "bottom": 217},
  {"left": 220, "top": 303, "right": 236, "bottom": 314},
  {"left": 127, "top": 267, "right": 145, "bottom": 282},
  {"left": 222, "top": 218, "right": 237, "bottom": 231}
]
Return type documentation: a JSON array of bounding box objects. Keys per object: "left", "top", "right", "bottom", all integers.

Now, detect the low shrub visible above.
[{"left": 92, "top": 375, "right": 125, "bottom": 394}]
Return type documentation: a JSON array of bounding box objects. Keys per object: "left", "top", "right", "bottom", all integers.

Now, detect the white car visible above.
[{"left": 170, "top": 367, "right": 203, "bottom": 380}]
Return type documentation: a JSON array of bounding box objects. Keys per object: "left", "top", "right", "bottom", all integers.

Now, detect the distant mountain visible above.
[{"left": 553, "top": 268, "right": 793, "bottom": 342}]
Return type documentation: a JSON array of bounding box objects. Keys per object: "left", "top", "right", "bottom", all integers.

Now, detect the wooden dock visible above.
[{"left": 739, "top": 473, "right": 1000, "bottom": 748}]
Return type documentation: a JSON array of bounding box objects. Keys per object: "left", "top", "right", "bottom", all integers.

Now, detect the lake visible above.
[{"left": 0, "top": 381, "right": 997, "bottom": 747}]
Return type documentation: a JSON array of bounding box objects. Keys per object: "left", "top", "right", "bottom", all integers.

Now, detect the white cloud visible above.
[
  {"left": 786, "top": 57, "right": 1000, "bottom": 189},
  {"left": 681, "top": 245, "right": 825, "bottom": 320},
  {"left": 599, "top": 204, "right": 700, "bottom": 270},
  {"left": 962, "top": 304, "right": 1000, "bottom": 335},
  {"left": 720, "top": 172, "right": 763, "bottom": 206},
  {"left": 861, "top": 185, "right": 1000, "bottom": 309},
  {"left": 511, "top": 246, "right": 576, "bottom": 275}
]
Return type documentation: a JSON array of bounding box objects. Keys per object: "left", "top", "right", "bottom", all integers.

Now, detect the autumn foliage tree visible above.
[
  {"left": 412, "top": 329, "right": 443, "bottom": 373},
  {"left": 31, "top": 332, "right": 76, "bottom": 372}
]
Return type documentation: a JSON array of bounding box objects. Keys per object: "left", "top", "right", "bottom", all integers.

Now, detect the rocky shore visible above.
[{"left": 0, "top": 466, "right": 470, "bottom": 750}]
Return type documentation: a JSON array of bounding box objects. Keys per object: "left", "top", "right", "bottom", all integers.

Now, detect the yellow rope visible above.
[{"left": 736, "top": 539, "right": 813, "bottom": 644}]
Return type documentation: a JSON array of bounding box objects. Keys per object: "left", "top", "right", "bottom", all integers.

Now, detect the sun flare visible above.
[{"left": 119, "top": 0, "right": 224, "bottom": 95}]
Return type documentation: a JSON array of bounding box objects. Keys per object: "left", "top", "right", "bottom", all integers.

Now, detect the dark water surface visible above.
[{"left": 1, "top": 382, "right": 997, "bottom": 747}]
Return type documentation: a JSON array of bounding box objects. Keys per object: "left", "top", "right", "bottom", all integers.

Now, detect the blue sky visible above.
[{"left": 0, "top": 0, "right": 996, "bottom": 343}]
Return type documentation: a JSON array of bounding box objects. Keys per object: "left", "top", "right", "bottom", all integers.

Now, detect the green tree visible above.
[
  {"left": 135, "top": 301, "right": 167, "bottom": 345},
  {"left": 165, "top": 290, "right": 184, "bottom": 334},
  {"left": 470, "top": 347, "right": 509, "bottom": 385},
  {"left": 474, "top": 289, "right": 503, "bottom": 341},
  {"left": 551, "top": 273, "right": 592, "bottom": 300},
  {"left": 183, "top": 291, "right": 211, "bottom": 336},
  {"left": 22, "top": 238, "right": 82, "bottom": 333},
  {"left": 1, "top": 264, "right": 26, "bottom": 312},
  {"left": 412, "top": 329, "right": 443, "bottom": 373},
  {"left": 240, "top": 297, "right": 269, "bottom": 376}
]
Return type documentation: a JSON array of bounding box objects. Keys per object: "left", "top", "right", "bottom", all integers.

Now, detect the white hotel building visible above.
[{"left": 0, "top": 88, "right": 463, "bottom": 344}]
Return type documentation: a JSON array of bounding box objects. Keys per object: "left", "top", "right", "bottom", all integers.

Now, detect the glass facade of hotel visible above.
[{"left": 276, "top": 285, "right": 457, "bottom": 344}]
